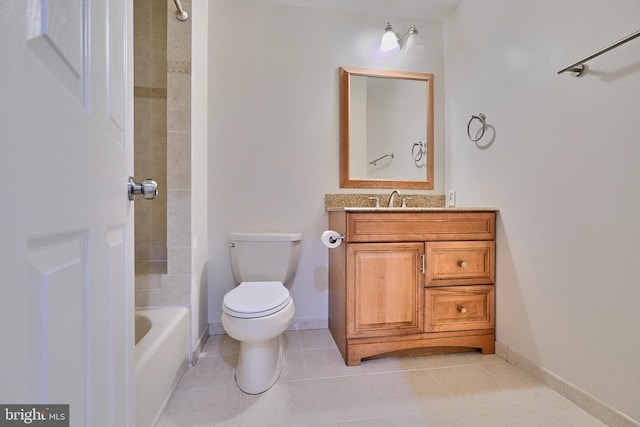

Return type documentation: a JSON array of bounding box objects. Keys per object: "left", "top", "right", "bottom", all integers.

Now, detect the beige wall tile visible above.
[
  {"left": 167, "top": 73, "right": 191, "bottom": 132},
  {"left": 168, "top": 247, "right": 191, "bottom": 275},
  {"left": 151, "top": 2, "right": 167, "bottom": 41},
  {"left": 150, "top": 38, "right": 168, "bottom": 88},
  {"left": 167, "top": 189, "right": 191, "bottom": 247},
  {"left": 167, "top": 131, "right": 191, "bottom": 191},
  {"left": 135, "top": 0, "right": 192, "bottom": 309}
]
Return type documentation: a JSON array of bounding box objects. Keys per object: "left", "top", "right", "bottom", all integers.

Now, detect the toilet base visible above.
[{"left": 235, "top": 335, "right": 283, "bottom": 394}]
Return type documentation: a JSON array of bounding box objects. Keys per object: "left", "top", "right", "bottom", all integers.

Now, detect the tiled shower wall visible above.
[
  {"left": 134, "top": 0, "right": 168, "bottom": 275},
  {"left": 135, "top": 0, "right": 192, "bottom": 307}
]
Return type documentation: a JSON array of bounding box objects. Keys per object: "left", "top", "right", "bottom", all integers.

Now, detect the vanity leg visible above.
[
  {"left": 480, "top": 337, "right": 495, "bottom": 355},
  {"left": 346, "top": 353, "right": 362, "bottom": 366}
]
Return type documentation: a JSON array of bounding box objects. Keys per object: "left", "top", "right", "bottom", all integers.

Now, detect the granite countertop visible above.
[
  {"left": 326, "top": 206, "right": 499, "bottom": 212},
  {"left": 324, "top": 193, "right": 498, "bottom": 212}
]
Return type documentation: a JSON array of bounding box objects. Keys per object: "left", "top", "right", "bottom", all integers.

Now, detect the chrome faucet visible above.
[{"left": 388, "top": 190, "right": 401, "bottom": 207}]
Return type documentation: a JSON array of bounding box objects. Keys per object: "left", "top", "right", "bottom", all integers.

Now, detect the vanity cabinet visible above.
[{"left": 328, "top": 210, "right": 496, "bottom": 366}]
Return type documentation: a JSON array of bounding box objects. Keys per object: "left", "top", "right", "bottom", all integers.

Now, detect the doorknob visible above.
[{"left": 128, "top": 177, "right": 158, "bottom": 200}]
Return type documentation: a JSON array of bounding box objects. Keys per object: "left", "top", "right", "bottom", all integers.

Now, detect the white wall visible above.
[
  {"left": 207, "top": 0, "right": 444, "bottom": 330},
  {"left": 191, "top": 0, "right": 209, "bottom": 352},
  {"left": 445, "top": 0, "right": 640, "bottom": 422}
]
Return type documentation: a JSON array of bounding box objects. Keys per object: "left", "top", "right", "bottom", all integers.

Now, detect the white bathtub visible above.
[{"left": 135, "top": 307, "right": 189, "bottom": 427}]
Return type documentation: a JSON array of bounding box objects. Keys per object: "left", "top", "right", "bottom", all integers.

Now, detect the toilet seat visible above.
[{"left": 223, "top": 281, "right": 290, "bottom": 319}]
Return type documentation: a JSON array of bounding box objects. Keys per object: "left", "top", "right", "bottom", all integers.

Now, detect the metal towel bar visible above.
[
  {"left": 369, "top": 153, "right": 394, "bottom": 166},
  {"left": 558, "top": 29, "right": 640, "bottom": 76}
]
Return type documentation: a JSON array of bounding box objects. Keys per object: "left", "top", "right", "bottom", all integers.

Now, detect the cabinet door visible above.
[{"left": 347, "top": 243, "right": 425, "bottom": 338}]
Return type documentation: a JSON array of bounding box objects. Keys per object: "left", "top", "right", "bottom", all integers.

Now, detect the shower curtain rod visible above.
[
  {"left": 173, "top": 0, "right": 189, "bottom": 21},
  {"left": 557, "top": 29, "right": 640, "bottom": 76}
]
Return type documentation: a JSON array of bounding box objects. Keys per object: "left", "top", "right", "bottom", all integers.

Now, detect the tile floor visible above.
[{"left": 157, "top": 329, "right": 607, "bottom": 427}]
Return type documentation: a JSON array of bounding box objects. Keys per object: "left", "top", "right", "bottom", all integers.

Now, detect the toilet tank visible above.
[{"left": 229, "top": 232, "right": 302, "bottom": 285}]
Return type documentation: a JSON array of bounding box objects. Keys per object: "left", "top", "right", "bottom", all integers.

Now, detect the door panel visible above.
[
  {"left": 27, "top": 232, "right": 88, "bottom": 408},
  {"left": 25, "top": 0, "right": 86, "bottom": 103},
  {"left": 1, "top": 0, "right": 134, "bottom": 425},
  {"left": 107, "top": 0, "right": 127, "bottom": 137}
]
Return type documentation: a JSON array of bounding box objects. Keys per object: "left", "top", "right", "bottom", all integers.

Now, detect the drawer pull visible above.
[
  {"left": 458, "top": 260, "right": 467, "bottom": 268},
  {"left": 458, "top": 306, "right": 467, "bottom": 314}
]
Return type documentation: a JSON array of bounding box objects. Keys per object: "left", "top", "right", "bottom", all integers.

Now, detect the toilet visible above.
[{"left": 221, "top": 232, "right": 301, "bottom": 394}]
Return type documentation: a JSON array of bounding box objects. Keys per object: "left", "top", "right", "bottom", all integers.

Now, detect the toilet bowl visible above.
[
  {"left": 221, "top": 232, "right": 301, "bottom": 394},
  {"left": 221, "top": 282, "right": 295, "bottom": 394}
]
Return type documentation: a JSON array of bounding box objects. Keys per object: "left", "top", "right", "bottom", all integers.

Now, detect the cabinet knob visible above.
[
  {"left": 458, "top": 306, "right": 467, "bottom": 314},
  {"left": 458, "top": 260, "right": 467, "bottom": 268}
]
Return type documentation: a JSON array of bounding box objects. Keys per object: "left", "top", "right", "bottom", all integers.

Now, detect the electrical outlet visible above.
[{"left": 446, "top": 190, "right": 456, "bottom": 207}]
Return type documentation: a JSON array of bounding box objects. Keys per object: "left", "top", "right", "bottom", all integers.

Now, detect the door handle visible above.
[{"left": 128, "top": 177, "right": 158, "bottom": 200}]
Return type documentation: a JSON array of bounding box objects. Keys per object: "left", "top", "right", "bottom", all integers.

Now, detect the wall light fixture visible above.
[{"left": 378, "top": 22, "right": 425, "bottom": 57}]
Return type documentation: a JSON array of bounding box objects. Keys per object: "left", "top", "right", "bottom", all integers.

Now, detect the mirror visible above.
[{"left": 340, "top": 66, "right": 434, "bottom": 189}]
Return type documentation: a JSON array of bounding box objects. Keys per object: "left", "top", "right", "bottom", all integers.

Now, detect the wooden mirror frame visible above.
[{"left": 339, "top": 66, "right": 434, "bottom": 189}]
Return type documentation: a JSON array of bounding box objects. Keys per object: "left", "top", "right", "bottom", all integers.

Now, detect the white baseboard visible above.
[
  {"left": 496, "top": 342, "right": 639, "bottom": 427},
  {"left": 190, "top": 325, "right": 209, "bottom": 365},
  {"left": 289, "top": 318, "right": 328, "bottom": 331}
]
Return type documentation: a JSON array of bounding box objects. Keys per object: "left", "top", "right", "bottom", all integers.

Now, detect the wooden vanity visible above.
[{"left": 328, "top": 209, "right": 496, "bottom": 366}]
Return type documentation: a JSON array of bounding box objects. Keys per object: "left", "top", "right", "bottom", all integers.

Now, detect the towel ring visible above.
[
  {"left": 467, "top": 113, "right": 486, "bottom": 142},
  {"left": 412, "top": 141, "right": 424, "bottom": 161}
]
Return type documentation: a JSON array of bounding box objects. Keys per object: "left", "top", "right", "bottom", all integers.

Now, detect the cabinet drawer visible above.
[
  {"left": 426, "top": 241, "right": 495, "bottom": 286},
  {"left": 425, "top": 285, "right": 494, "bottom": 332},
  {"left": 346, "top": 212, "right": 495, "bottom": 242}
]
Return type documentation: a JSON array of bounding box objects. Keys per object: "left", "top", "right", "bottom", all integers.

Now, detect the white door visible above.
[{"left": 0, "top": 0, "right": 135, "bottom": 426}]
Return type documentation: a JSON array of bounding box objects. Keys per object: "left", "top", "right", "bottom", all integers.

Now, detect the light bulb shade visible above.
[
  {"left": 405, "top": 30, "right": 425, "bottom": 57},
  {"left": 378, "top": 23, "right": 400, "bottom": 55}
]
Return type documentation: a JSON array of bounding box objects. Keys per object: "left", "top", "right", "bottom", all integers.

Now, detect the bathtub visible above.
[{"left": 135, "top": 307, "right": 189, "bottom": 427}]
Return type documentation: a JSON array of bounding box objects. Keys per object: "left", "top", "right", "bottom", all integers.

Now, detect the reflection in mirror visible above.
[
  {"left": 340, "top": 66, "right": 434, "bottom": 189},
  {"left": 349, "top": 76, "right": 426, "bottom": 181}
]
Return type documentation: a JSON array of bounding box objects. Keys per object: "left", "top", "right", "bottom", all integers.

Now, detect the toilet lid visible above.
[{"left": 223, "top": 281, "right": 290, "bottom": 318}]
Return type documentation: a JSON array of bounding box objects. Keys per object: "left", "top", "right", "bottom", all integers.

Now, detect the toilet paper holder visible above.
[
  {"left": 321, "top": 230, "right": 346, "bottom": 248},
  {"left": 329, "top": 234, "right": 345, "bottom": 244}
]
